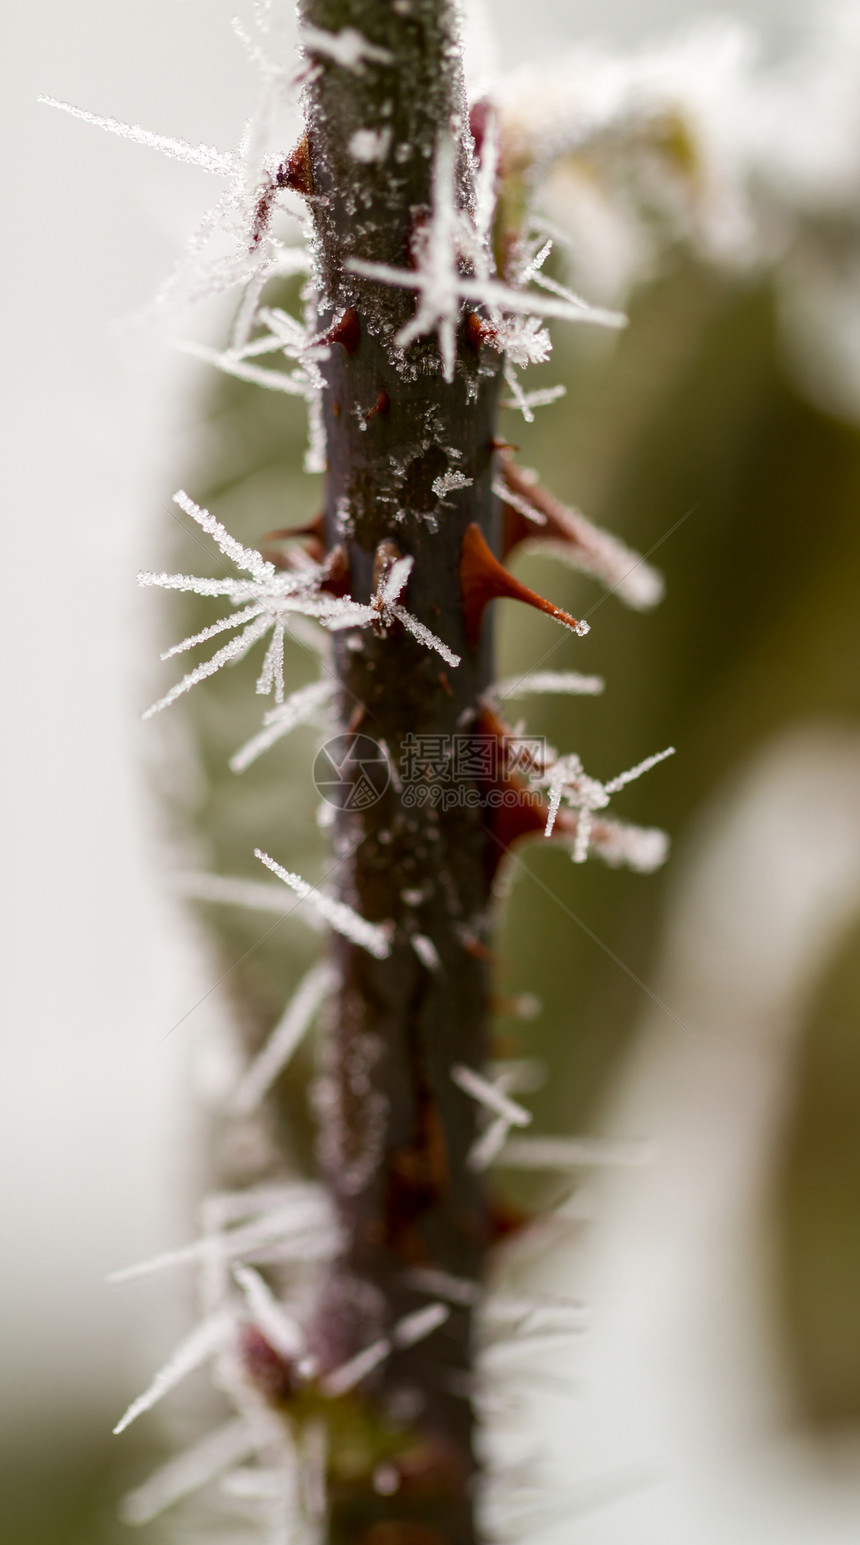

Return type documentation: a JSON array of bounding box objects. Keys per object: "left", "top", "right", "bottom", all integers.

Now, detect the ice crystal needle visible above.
[
  {"left": 255, "top": 849, "right": 393, "bottom": 959},
  {"left": 39, "top": 96, "right": 238, "bottom": 176},
  {"left": 232, "top": 960, "right": 338, "bottom": 1114},
  {"left": 113, "top": 1311, "right": 234, "bottom": 1435}
]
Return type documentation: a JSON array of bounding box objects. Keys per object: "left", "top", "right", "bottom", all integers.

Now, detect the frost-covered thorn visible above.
[
  {"left": 318, "top": 542, "right": 351, "bottom": 597},
  {"left": 319, "top": 306, "right": 361, "bottom": 355},
  {"left": 459, "top": 522, "right": 590, "bottom": 648},
  {"left": 239, "top": 1322, "right": 302, "bottom": 1405},
  {"left": 464, "top": 311, "right": 492, "bottom": 351},
  {"left": 468, "top": 98, "right": 492, "bottom": 164},
  {"left": 451, "top": 1063, "right": 532, "bottom": 1129},
  {"left": 259, "top": 512, "right": 326, "bottom": 565},
  {"left": 274, "top": 134, "right": 314, "bottom": 197},
  {"left": 498, "top": 456, "right": 664, "bottom": 610}
]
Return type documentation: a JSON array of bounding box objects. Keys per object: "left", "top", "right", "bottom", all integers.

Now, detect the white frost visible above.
[
  {"left": 322, "top": 1339, "right": 390, "bottom": 1397},
  {"left": 120, "top": 1417, "right": 262, "bottom": 1525},
  {"left": 392, "top": 132, "right": 462, "bottom": 382},
  {"left": 232, "top": 960, "right": 339, "bottom": 1113},
  {"left": 393, "top": 1302, "right": 450, "bottom": 1348},
  {"left": 451, "top": 1063, "right": 532, "bottom": 1128},
  {"left": 348, "top": 127, "right": 392, "bottom": 163},
  {"left": 301, "top": 24, "right": 394, "bottom": 72},
  {"left": 39, "top": 96, "right": 238, "bottom": 176},
  {"left": 494, "top": 671, "right": 605, "bottom": 699},
  {"left": 255, "top": 849, "right": 393, "bottom": 959},
  {"left": 230, "top": 679, "right": 336, "bottom": 773},
  {"left": 604, "top": 745, "right": 675, "bottom": 794},
  {"left": 498, "top": 1135, "right": 650, "bottom": 1169}
]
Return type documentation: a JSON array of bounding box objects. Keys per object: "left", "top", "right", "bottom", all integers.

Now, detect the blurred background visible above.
[{"left": 5, "top": 0, "right": 860, "bottom": 1541}]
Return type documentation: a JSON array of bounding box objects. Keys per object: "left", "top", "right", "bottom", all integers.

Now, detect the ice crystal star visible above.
[
  {"left": 534, "top": 742, "right": 675, "bottom": 866},
  {"left": 139, "top": 494, "right": 460, "bottom": 720},
  {"left": 331, "top": 551, "right": 462, "bottom": 667}
]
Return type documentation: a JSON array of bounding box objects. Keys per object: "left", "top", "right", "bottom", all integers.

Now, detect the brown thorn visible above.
[
  {"left": 275, "top": 134, "right": 313, "bottom": 198},
  {"left": 497, "top": 454, "right": 592, "bottom": 562},
  {"left": 319, "top": 543, "right": 351, "bottom": 598},
  {"left": 321, "top": 305, "right": 360, "bottom": 355},
  {"left": 469, "top": 98, "right": 492, "bottom": 163},
  {"left": 365, "top": 387, "right": 391, "bottom": 422},
  {"left": 464, "top": 311, "right": 492, "bottom": 352},
  {"left": 459, "top": 523, "right": 588, "bottom": 648}
]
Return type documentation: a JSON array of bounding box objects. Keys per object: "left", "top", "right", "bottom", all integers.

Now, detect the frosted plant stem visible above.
[{"left": 295, "top": 3, "right": 504, "bottom": 1539}]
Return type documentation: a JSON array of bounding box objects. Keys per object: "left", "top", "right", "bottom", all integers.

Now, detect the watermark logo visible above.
[
  {"left": 312, "top": 731, "right": 548, "bottom": 813},
  {"left": 313, "top": 733, "right": 391, "bottom": 810}
]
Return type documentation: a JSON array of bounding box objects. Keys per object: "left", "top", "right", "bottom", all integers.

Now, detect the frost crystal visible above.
[
  {"left": 300, "top": 24, "right": 394, "bottom": 73},
  {"left": 255, "top": 849, "right": 393, "bottom": 959},
  {"left": 498, "top": 1135, "right": 650, "bottom": 1169},
  {"left": 332, "top": 551, "right": 461, "bottom": 667},
  {"left": 452, "top": 1063, "right": 533, "bottom": 1129},
  {"left": 179, "top": 339, "right": 310, "bottom": 397},
  {"left": 322, "top": 1339, "right": 390, "bottom": 1397},
  {"left": 412, "top": 933, "right": 441, "bottom": 971},
  {"left": 231, "top": 679, "right": 336, "bottom": 772},
  {"left": 233, "top": 1265, "right": 305, "bottom": 1358},
  {"left": 109, "top": 1185, "right": 335, "bottom": 1284},
  {"left": 431, "top": 469, "right": 473, "bottom": 498},
  {"left": 120, "top": 1416, "right": 262, "bottom": 1525},
  {"left": 493, "top": 671, "right": 605, "bottom": 699},
  {"left": 141, "top": 493, "right": 459, "bottom": 719},
  {"left": 39, "top": 96, "right": 238, "bottom": 176},
  {"left": 348, "top": 126, "right": 393, "bottom": 163},
  {"left": 174, "top": 870, "right": 326, "bottom": 924},
  {"left": 232, "top": 960, "right": 338, "bottom": 1113},
  {"left": 469, "top": 1113, "right": 516, "bottom": 1172},
  {"left": 392, "top": 1302, "right": 450, "bottom": 1348},
  {"left": 604, "top": 744, "right": 675, "bottom": 794},
  {"left": 531, "top": 738, "right": 673, "bottom": 867},
  {"left": 393, "top": 132, "right": 462, "bottom": 382}
]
